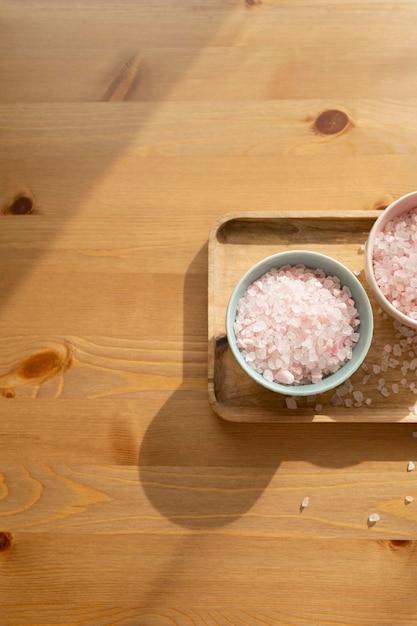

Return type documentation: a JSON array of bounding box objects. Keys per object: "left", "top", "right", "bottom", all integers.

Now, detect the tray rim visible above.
[{"left": 207, "top": 209, "right": 412, "bottom": 423}]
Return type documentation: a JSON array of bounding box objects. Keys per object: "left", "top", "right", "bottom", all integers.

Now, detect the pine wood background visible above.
[{"left": 1, "top": 1, "right": 417, "bottom": 624}]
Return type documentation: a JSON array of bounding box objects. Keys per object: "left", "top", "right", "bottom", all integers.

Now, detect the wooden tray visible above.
[{"left": 208, "top": 211, "right": 417, "bottom": 423}]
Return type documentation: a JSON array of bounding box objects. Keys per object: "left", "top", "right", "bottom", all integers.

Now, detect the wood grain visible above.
[
  {"left": 1, "top": 534, "right": 416, "bottom": 619},
  {"left": 3, "top": 0, "right": 417, "bottom": 623},
  {"left": 0, "top": 463, "right": 416, "bottom": 537}
]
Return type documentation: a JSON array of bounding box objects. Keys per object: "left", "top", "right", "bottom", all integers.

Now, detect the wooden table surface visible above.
[{"left": 2, "top": 1, "right": 417, "bottom": 624}]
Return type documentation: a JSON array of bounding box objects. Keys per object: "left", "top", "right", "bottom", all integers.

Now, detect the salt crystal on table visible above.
[
  {"left": 301, "top": 496, "right": 310, "bottom": 509},
  {"left": 413, "top": 432, "right": 417, "bottom": 437},
  {"left": 407, "top": 461, "right": 415, "bottom": 472},
  {"left": 405, "top": 495, "right": 414, "bottom": 504},
  {"left": 368, "top": 513, "right": 380, "bottom": 523}
]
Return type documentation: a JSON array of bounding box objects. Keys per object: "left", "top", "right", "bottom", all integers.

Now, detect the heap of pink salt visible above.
[
  {"left": 373, "top": 207, "right": 417, "bottom": 319},
  {"left": 234, "top": 264, "right": 360, "bottom": 386}
]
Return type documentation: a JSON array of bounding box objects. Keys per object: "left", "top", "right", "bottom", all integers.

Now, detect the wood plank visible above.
[
  {"left": 2, "top": 46, "right": 417, "bottom": 102},
  {"left": 0, "top": 155, "right": 415, "bottom": 222},
  {"left": 1, "top": 394, "right": 417, "bottom": 466},
  {"left": 2, "top": 2, "right": 417, "bottom": 52},
  {"left": 0, "top": 463, "right": 416, "bottom": 537},
  {"left": 1, "top": 533, "right": 417, "bottom": 625},
  {"left": 2, "top": 2, "right": 417, "bottom": 102},
  {"left": 2, "top": 100, "right": 417, "bottom": 156}
]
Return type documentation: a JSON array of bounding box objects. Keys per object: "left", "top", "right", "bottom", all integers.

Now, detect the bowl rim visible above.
[
  {"left": 226, "top": 249, "right": 374, "bottom": 397},
  {"left": 365, "top": 190, "right": 417, "bottom": 330}
]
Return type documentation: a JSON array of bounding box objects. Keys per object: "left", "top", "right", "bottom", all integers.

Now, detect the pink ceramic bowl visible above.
[{"left": 365, "top": 191, "right": 417, "bottom": 329}]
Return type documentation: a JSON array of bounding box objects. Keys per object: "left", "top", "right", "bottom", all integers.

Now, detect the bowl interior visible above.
[
  {"left": 226, "top": 250, "right": 374, "bottom": 396},
  {"left": 365, "top": 191, "right": 417, "bottom": 329}
]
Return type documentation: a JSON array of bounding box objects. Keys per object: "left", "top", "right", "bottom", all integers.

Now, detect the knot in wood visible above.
[
  {"left": 0, "top": 532, "right": 13, "bottom": 552},
  {"left": 314, "top": 110, "right": 350, "bottom": 135},
  {"left": 18, "top": 350, "right": 64, "bottom": 380},
  {"left": 9, "top": 196, "right": 34, "bottom": 215}
]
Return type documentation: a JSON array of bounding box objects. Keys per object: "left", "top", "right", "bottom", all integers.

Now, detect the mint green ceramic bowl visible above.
[{"left": 226, "top": 250, "right": 373, "bottom": 397}]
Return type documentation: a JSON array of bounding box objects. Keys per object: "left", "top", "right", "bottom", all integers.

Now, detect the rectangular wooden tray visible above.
[{"left": 208, "top": 211, "right": 417, "bottom": 423}]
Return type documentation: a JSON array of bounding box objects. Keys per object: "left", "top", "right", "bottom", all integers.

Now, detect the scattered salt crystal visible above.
[
  {"left": 285, "top": 397, "right": 298, "bottom": 410},
  {"left": 360, "top": 243, "right": 366, "bottom": 251},
  {"left": 353, "top": 390, "right": 364, "bottom": 402},
  {"left": 412, "top": 432, "right": 417, "bottom": 437},
  {"left": 407, "top": 461, "right": 415, "bottom": 472},
  {"left": 368, "top": 513, "right": 380, "bottom": 523},
  {"left": 353, "top": 269, "right": 360, "bottom": 276},
  {"left": 330, "top": 392, "right": 344, "bottom": 406},
  {"left": 365, "top": 398, "right": 372, "bottom": 405},
  {"left": 391, "top": 383, "right": 399, "bottom": 394},
  {"left": 344, "top": 398, "right": 352, "bottom": 408},
  {"left": 362, "top": 363, "right": 369, "bottom": 372},
  {"left": 381, "top": 387, "right": 390, "bottom": 398},
  {"left": 301, "top": 496, "right": 310, "bottom": 509},
  {"left": 362, "top": 374, "right": 370, "bottom": 384},
  {"left": 393, "top": 344, "right": 402, "bottom": 357},
  {"left": 405, "top": 495, "right": 414, "bottom": 504},
  {"left": 315, "top": 404, "right": 322, "bottom": 412},
  {"left": 383, "top": 344, "right": 392, "bottom": 353},
  {"left": 338, "top": 385, "right": 350, "bottom": 397},
  {"left": 373, "top": 365, "right": 381, "bottom": 374}
]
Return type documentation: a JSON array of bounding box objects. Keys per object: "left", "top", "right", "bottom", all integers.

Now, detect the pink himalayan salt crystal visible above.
[
  {"left": 372, "top": 207, "right": 417, "bottom": 319},
  {"left": 234, "top": 264, "right": 360, "bottom": 386},
  {"left": 285, "top": 396, "right": 298, "bottom": 410}
]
